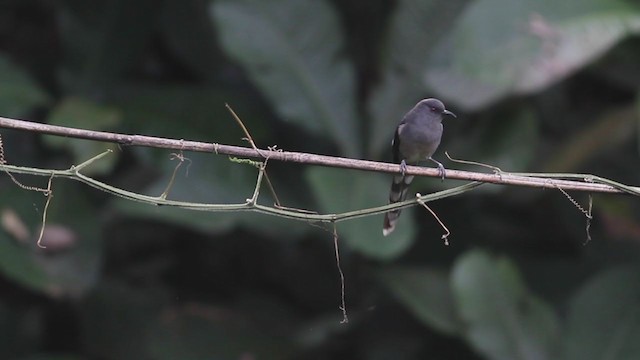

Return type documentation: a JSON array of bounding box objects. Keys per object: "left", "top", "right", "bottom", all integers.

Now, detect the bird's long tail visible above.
[{"left": 382, "top": 174, "right": 414, "bottom": 236}]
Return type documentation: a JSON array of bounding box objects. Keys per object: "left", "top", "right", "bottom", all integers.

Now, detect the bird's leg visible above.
[
  {"left": 400, "top": 159, "right": 407, "bottom": 177},
  {"left": 428, "top": 157, "right": 446, "bottom": 181}
]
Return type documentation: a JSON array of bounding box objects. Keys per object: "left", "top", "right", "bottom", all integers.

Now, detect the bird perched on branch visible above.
[{"left": 383, "top": 98, "right": 456, "bottom": 236}]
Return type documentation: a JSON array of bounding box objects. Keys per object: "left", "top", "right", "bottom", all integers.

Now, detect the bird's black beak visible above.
[{"left": 443, "top": 109, "right": 456, "bottom": 118}]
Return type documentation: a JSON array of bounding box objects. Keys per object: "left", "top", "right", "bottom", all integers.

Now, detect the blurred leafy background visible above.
[{"left": 0, "top": 0, "right": 639, "bottom": 359}]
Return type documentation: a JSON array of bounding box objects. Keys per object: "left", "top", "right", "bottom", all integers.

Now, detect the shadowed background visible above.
[{"left": 0, "top": 0, "right": 639, "bottom": 359}]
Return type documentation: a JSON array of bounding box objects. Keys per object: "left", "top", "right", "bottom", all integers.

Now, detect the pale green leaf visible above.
[
  {"left": 561, "top": 265, "right": 640, "bottom": 360},
  {"left": 452, "top": 250, "right": 560, "bottom": 360},
  {"left": 306, "top": 167, "right": 414, "bottom": 260},
  {"left": 212, "top": 0, "right": 360, "bottom": 156},
  {"left": 0, "top": 55, "right": 50, "bottom": 117},
  {"left": 46, "top": 97, "right": 121, "bottom": 175},
  {"left": 0, "top": 180, "right": 102, "bottom": 297},
  {"left": 425, "top": 0, "right": 640, "bottom": 110},
  {"left": 108, "top": 83, "right": 272, "bottom": 144},
  {"left": 379, "top": 267, "right": 461, "bottom": 335},
  {"left": 0, "top": 230, "right": 48, "bottom": 293}
]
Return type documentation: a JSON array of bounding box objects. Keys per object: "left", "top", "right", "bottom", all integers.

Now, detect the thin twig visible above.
[
  {"left": 333, "top": 223, "right": 348, "bottom": 324},
  {"left": 555, "top": 185, "right": 593, "bottom": 219},
  {"left": 445, "top": 151, "right": 502, "bottom": 174},
  {"left": 0, "top": 132, "right": 5, "bottom": 164},
  {"left": 553, "top": 183, "right": 594, "bottom": 244},
  {"left": 225, "top": 103, "right": 264, "bottom": 156},
  {"left": 36, "top": 175, "right": 54, "bottom": 248},
  {"left": 160, "top": 150, "right": 191, "bottom": 199},
  {"left": 416, "top": 193, "right": 451, "bottom": 245},
  {"left": 246, "top": 163, "right": 265, "bottom": 205},
  {"left": 274, "top": 204, "right": 318, "bottom": 214},
  {"left": 584, "top": 194, "right": 593, "bottom": 244}
]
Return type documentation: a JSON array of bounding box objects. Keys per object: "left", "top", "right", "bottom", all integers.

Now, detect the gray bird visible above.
[{"left": 383, "top": 98, "right": 456, "bottom": 236}]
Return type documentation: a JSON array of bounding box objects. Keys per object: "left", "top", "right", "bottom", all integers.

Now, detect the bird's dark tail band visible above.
[{"left": 382, "top": 175, "right": 414, "bottom": 236}]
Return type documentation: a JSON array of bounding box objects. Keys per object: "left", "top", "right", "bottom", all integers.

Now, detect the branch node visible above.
[
  {"left": 72, "top": 149, "right": 114, "bottom": 172},
  {"left": 225, "top": 104, "right": 284, "bottom": 207},
  {"left": 160, "top": 150, "right": 191, "bottom": 199},
  {"left": 0, "top": 132, "right": 52, "bottom": 194}
]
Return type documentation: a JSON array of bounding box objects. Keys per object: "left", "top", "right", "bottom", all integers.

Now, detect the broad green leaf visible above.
[
  {"left": 0, "top": 220, "right": 49, "bottom": 293},
  {"left": 306, "top": 167, "right": 414, "bottom": 260},
  {"left": 452, "top": 250, "right": 560, "bottom": 360},
  {"left": 46, "top": 97, "right": 121, "bottom": 175},
  {"left": 454, "top": 107, "right": 538, "bottom": 172},
  {"left": 426, "top": 0, "right": 640, "bottom": 111},
  {"left": 378, "top": 267, "right": 460, "bottom": 335},
  {"left": 100, "top": 83, "right": 293, "bottom": 237},
  {"left": 0, "top": 55, "right": 50, "bottom": 117},
  {"left": 367, "top": 0, "right": 469, "bottom": 156},
  {"left": 561, "top": 265, "right": 640, "bottom": 360},
  {"left": 108, "top": 83, "right": 272, "bottom": 144},
  {"left": 212, "top": 0, "right": 360, "bottom": 157},
  {"left": 0, "top": 179, "right": 102, "bottom": 297},
  {"left": 515, "top": 13, "right": 640, "bottom": 94}
]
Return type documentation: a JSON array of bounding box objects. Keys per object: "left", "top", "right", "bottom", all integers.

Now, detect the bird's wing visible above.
[{"left": 392, "top": 122, "right": 405, "bottom": 164}]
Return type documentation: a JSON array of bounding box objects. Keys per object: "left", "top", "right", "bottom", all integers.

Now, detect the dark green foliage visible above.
[{"left": 0, "top": 0, "right": 639, "bottom": 359}]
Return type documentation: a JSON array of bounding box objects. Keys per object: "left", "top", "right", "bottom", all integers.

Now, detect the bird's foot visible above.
[
  {"left": 437, "top": 163, "right": 446, "bottom": 181},
  {"left": 400, "top": 160, "right": 407, "bottom": 177},
  {"left": 428, "top": 157, "right": 446, "bottom": 181}
]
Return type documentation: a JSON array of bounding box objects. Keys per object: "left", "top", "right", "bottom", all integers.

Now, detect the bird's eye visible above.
[{"left": 430, "top": 107, "right": 437, "bottom": 112}]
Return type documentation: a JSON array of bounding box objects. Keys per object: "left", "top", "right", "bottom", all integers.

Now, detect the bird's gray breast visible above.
[{"left": 397, "top": 120, "right": 443, "bottom": 163}]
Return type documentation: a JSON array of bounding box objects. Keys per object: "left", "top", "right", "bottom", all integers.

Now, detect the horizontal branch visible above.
[
  {"left": 0, "top": 149, "right": 483, "bottom": 224},
  {"left": 1, "top": 116, "right": 639, "bottom": 196}
]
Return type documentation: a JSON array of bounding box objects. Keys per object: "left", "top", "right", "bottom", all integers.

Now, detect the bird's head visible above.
[{"left": 420, "top": 98, "right": 456, "bottom": 118}]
